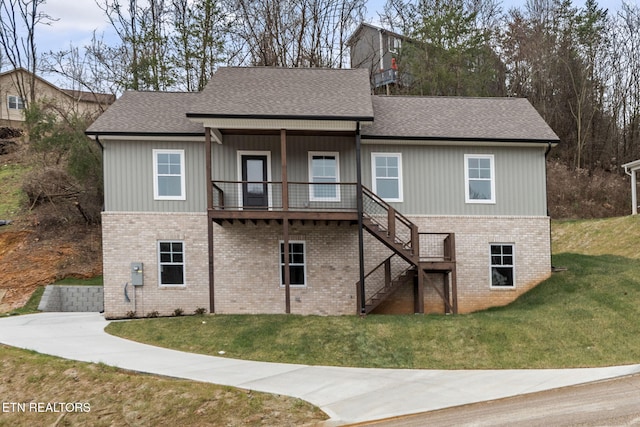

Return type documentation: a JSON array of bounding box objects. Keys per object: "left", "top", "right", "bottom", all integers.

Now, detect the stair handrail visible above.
[
  {"left": 357, "top": 253, "right": 414, "bottom": 308},
  {"left": 362, "top": 186, "right": 419, "bottom": 255}
]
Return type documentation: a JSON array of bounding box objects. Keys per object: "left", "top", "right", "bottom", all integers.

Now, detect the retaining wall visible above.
[{"left": 38, "top": 285, "right": 104, "bottom": 312}]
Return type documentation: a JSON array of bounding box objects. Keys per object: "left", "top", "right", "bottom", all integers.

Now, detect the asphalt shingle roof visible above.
[
  {"left": 186, "top": 67, "right": 374, "bottom": 120},
  {"left": 364, "top": 96, "right": 560, "bottom": 142},
  {"left": 86, "top": 91, "right": 204, "bottom": 135}
]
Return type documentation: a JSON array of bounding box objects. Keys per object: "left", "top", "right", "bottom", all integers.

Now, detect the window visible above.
[
  {"left": 490, "top": 244, "right": 514, "bottom": 288},
  {"left": 388, "top": 36, "right": 401, "bottom": 52},
  {"left": 465, "top": 154, "right": 495, "bottom": 203},
  {"left": 153, "top": 149, "right": 185, "bottom": 200},
  {"left": 280, "top": 241, "right": 306, "bottom": 286},
  {"left": 372, "top": 153, "right": 403, "bottom": 202},
  {"left": 8, "top": 95, "right": 25, "bottom": 110},
  {"left": 309, "top": 152, "right": 340, "bottom": 201},
  {"left": 158, "top": 241, "right": 185, "bottom": 286}
]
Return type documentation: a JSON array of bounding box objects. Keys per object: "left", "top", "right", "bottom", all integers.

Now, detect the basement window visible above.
[
  {"left": 158, "top": 241, "right": 185, "bottom": 286},
  {"left": 490, "top": 244, "right": 514, "bottom": 288},
  {"left": 280, "top": 241, "right": 306, "bottom": 287}
]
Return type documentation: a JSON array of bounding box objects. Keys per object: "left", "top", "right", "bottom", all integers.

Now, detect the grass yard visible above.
[
  {"left": 0, "top": 163, "right": 28, "bottom": 218},
  {"left": 104, "top": 216, "right": 640, "bottom": 369},
  {"left": 0, "top": 345, "right": 326, "bottom": 427},
  {"left": 107, "top": 235, "right": 640, "bottom": 369}
]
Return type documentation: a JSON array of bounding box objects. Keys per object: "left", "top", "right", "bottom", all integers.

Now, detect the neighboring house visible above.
[
  {"left": 86, "top": 66, "right": 560, "bottom": 319},
  {"left": 347, "top": 23, "right": 410, "bottom": 92},
  {"left": 0, "top": 68, "right": 115, "bottom": 126}
]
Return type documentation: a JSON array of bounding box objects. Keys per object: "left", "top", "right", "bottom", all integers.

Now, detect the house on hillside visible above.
[
  {"left": 86, "top": 66, "right": 559, "bottom": 319},
  {"left": 0, "top": 68, "right": 115, "bottom": 126},
  {"left": 347, "top": 23, "right": 411, "bottom": 92}
]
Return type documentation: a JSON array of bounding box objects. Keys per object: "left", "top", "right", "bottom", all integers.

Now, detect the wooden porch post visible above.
[
  {"left": 281, "top": 129, "right": 291, "bottom": 314},
  {"left": 205, "top": 128, "right": 215, "bottom": 313}
]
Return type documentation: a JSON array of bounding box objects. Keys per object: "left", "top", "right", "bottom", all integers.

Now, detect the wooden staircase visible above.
[{"left": 359, "top": 187, "right": 458, "bottom": 315}]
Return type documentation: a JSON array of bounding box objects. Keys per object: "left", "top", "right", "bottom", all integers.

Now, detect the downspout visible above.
[
  {"left": 378, "top": 29, "right": 384, "bottom": 73},
  {"left": 545, "top": 141, "right": 553, "bottom": 271},
  {"left": 624, "top": 163, "right": 637, "bottom": 215},
  {"left": 94, "top": 134, "right": 104, "bottom": 151},
  {"left": 94, "top": 134, "right": 105, "bottom": 214},
  {"left": 356, "top": 122, "right": 366, "bottom": 315}
]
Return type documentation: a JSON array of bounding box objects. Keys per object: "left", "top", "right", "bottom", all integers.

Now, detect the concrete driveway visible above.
[{"left": 1, "top": 312, "right": 639, "bottom": 425}]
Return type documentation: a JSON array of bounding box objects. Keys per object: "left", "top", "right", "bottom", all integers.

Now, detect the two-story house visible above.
[
  {"left": 86, "top": 67, "right": 559, "bottom": 319},
  {"left": 347, "top": 23, "right": 410, "bottom": 93},
  {"left": 0, "top": 68, "right": 114, "bottom": 126}
]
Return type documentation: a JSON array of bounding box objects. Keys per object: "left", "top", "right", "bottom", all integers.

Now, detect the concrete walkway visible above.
[{"left": 1, "top": 312, "right": 639, "bottom": 425}]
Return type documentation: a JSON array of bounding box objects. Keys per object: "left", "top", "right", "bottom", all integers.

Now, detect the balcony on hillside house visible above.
[{"left": 209, "top": 180, "right": 359, "bottom": 224}]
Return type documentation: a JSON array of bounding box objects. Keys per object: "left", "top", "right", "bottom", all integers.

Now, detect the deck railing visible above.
[
  {"left": 418, "top": 232, "right": 456, "bottom": 262},
  {"left": 211, "top": 180, "right": 358, "bottom": 212},
  {"left": 362, "top": 186, "right": 418, "bottom": 256}
]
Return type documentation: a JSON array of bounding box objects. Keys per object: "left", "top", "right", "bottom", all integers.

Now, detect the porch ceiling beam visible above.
[{"left": 210, "top": 127, "right": 223, "bottom": 144}]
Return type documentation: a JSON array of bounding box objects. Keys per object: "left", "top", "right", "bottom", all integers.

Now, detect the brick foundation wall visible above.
[
  {"left": 213, "top": 222, "right": 361, "bottom": 315},
  {"left": 102, "top": 212, "right": 209, "bottom": 319},
  {"left": 102, "top": 212, "right": 551, "bottom": 317},
  {"left": 413, "top": 215, "right": 551, "bottom": 314}
]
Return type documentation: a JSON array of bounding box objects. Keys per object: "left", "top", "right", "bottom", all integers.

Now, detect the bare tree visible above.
[
  {"left": 224, "top": 0, "right": 365, "bottom": 68},
  {"left": 0, "top": 0, "right": 55, "bottom": 103}
]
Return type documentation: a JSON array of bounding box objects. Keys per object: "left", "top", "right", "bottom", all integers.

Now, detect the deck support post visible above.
[
  {"left": 356, "top": 122, "right": 366, "bottom": 315},
  {"left": 415, "top": 269, "right": 424, "bottom": 314},
  {"left": 281, "top": 129, "right": 291, "bottom": 314},
  {"left": 205, "top": 128, "right": 215, "bottom": 313}
]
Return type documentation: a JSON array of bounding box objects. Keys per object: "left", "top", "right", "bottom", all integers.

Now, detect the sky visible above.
[
  {"left": 36, "top": 0, "right": 623, "bottom": 51},
  {"left": 30, "top": 0, "right": 623, "bottom": 87}
]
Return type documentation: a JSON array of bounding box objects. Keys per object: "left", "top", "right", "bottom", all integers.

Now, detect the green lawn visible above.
[
  {"left": 0, "top": 163, "right": 28, "bottom": 217},
  {"left": 107, "top": 251, "right": 640, "bottom": 369},
  {"left": 53, "top": 276, "right": 103, "bottom": 286},
  {"left": 0, "top": 345, "right": 325, "bottom": 427}
]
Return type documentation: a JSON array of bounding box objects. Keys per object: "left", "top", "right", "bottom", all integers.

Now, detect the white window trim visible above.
[
  {"left": 279, "top": 240, "right": 307, "bottom": 288},
  {"left": 236, "top": 150, "right": 272, "bottom": 209},
  {"left": 8, "top": 95, "right": 25, "bottom": 110},
  {"left": 489, "top": 243, "right": 515, "bottom": 289},
  {"left": 153, "top": 149, "right": 186, "bottom": 201},
  {"left": 308, "top": 151, "right": 340, "bottom": 202},
  {"left": 371, "top": 153, "right": 403, "bottom": 202},
  {"left": 158, "top": 240, "right": 186, "bottom": 287},
  {"left": 464, "top": 154, "right": 496, "bottom": 204}
]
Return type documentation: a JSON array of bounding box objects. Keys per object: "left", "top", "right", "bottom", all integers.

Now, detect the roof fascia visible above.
[
  {"left": 190, "top": 117, "right": 371, "bottom": 133},
  {"left": 85, "top": 132, "right": 205, "bottom": 142},
  {"left": 362, "top": 135, "right": 560, "bottom": 147}
]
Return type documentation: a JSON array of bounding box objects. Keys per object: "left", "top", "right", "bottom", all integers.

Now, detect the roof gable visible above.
[
  {"left": 187, "top": 67, "right": 374, "bottom": 121},
  {"left": 364, "top": 96, "right": 560, "bottom": 142}
]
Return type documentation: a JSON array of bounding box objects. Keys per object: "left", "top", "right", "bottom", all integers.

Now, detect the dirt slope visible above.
[{"left": 0, "top": 225, "right": 102, "bottom": 311}]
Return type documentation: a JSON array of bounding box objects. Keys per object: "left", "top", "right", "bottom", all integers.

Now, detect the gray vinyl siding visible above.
[
  {"left": 104, "top": 136, "right": 548, "bottom": 216},
  {"left": 362, "top": 143, "right": 548, "bottom": 216},
  {"left": 103, "top": 140, "right": 206, "bottom": 212},
  {"left": 211, "top": 134, "right": 357, "bottom": 183}
]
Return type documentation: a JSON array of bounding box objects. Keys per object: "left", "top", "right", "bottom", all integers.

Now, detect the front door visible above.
[{"left": 241, "top": 155, "right": 268, "bottom": 208}]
